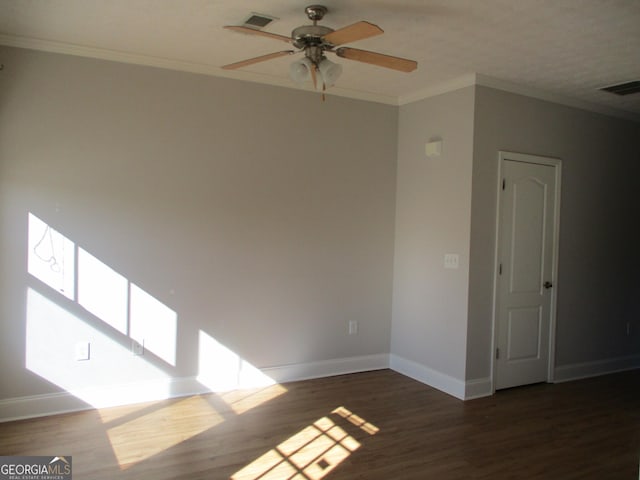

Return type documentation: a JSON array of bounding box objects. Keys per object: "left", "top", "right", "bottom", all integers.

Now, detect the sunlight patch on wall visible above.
[
  {"left": 25, "top": 212, "right": 180, "bottom": 408},
  {"left": 78, "top": 248, "right": 128, "bottom": 335},
  {"left": 28, "top": 213, "right": 75, "bottom": 300},
  {"left": 26, "top": 213, "right": 281, "bottom": 415},
  {"left": 130, "top": 284, "right": 177, "bottom": 366},
  {"left": 104, "top": 395, "right": 223, "bottom": 470},
  {"left": 232, "top": 407, "right": 379, "bottom": 480},
  {"left": 197, "top": 330, "right": 276, "bottom": 393},
  {"left": 25, "top": 287, "right": 170, "bottom": 408},
  {"left": 27, "top": 212, "right": 177, "bottom": 368}
]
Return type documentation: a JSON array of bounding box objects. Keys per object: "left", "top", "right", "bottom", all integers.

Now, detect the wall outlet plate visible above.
[
  {"left": 132, "top": 339, "right": 144, "bottom": 356},
  {"left": 75, "top": 341, "right": 90, "bottom": 361}
]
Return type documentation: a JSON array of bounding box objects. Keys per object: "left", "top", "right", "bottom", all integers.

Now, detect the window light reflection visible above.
[
  {"left": 220, "top": 385, "right": 288, "bottom": 415},
  {"left": 197, "top": 330, "right": 276, "bottom": 392},
  {"left": 25, "top": 287, "right": 169, "bottom": 409},
  {"left": 232, "top": 407, "right": 379, "bottom": 480},
  {"left": 130, "top": 283, "right": 177, "bottom": 366},
  {"left": 105, "top": 395, "right": 223, "bottom": 469},
  {"left": 27, "top": 212, "right": 178, "bottom": 372},
  {"left": 28, "top": 213, "right": 75, "bottom": 300},
  {"left": 78, "top": 248, "right": 128, "bottom": 335}
]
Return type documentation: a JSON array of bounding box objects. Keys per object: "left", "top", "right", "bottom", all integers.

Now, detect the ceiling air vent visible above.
[
  {"left": 599, "top": 81, "right": 640, "bottom": 96},
  {"left": 243, "top": 13, "right": 277, "bottom": 30}
]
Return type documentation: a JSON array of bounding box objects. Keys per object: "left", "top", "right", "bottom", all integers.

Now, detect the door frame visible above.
[{"left": 490, "top": 151, "right": 562, "bottom": 393}]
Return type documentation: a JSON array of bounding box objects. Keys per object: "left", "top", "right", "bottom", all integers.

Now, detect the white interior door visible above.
[{"left": 495, "top": 153, "right": 560, "bottom": 390}]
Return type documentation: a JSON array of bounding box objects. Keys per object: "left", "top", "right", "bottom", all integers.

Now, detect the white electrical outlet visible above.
[
  {"left": 348, "top": 320, "right": 358, "bottom": 335},
  {"left": 444, "top": 253, "right": 459, "bottom": 269},
  {"left": 132, "top": 339, "right": 144, "bottom": 356},
  {"left": 75, "top": 342, "right": 90, "bottom": 361}
]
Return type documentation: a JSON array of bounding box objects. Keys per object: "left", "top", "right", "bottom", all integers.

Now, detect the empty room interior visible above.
[{"left": 1, "top": 1, "right": 639, "bottom": 479}]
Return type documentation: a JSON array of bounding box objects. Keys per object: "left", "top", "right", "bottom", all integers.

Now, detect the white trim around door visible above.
[{"left": 491, "top": 151, "right": 562, "bottom": 392}]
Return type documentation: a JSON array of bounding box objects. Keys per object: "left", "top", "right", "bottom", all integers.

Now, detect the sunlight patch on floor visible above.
[
  {"left": 232, "top": 407, "right": 378, "bottom": 480},
  {"left": 97, "top": 398, "right": 165, "bottom": 424},
  {"left": 219, "top": 384, "right": 288, "bottom": 415},
  {"left": 105, "top": 395, "right": 223, "bottom": 469},
  {"left": 332, "top": 406, "right": 380, "bottom": 435}
]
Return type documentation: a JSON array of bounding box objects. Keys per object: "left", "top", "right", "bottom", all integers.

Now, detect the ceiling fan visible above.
[{"left": 222, "top": 4, "right": 417, "bottom": 93}]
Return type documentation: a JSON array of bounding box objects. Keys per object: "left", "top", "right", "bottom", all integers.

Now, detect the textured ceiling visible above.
[{"left": 1, "top": 0, "right": 639, "bottom": 118}]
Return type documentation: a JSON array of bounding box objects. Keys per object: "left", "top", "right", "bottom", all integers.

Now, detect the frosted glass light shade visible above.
[
  {"left": 289, "top": 57, "right": 313, "bottom": 83},
  {"left": 318, "top": 58, "right": 342, "bottom": 87}
]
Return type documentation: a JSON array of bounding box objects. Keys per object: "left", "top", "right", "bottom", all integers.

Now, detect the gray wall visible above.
[
  {"left": 2, "top": 45, "right": 639, "bottom": 408},
  {"left": 0, "top": 46, "right": 398, "bottom": 402},
  {"left": 391, "top": 87, "right": 475, "bottom": 382},
  {"left": 467, "top": 85, "right": 640, "bottom": 381}
]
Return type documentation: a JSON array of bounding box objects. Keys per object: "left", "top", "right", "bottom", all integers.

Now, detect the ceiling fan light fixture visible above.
[
  {"left": 289, "top": 57, "right": 313, "bottom": 83},
  {"left": 223, "top": 4, "right": 417, "bottom": 88},
  {"left": 318, "top": 57, "right": 342, "bottom": 87}
]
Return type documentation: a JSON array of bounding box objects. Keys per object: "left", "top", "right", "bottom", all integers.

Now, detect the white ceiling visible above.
[{"left": 1, "top": 0, "right": 639, "bottom": 118}]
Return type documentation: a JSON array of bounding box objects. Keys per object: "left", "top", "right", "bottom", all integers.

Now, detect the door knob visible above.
[{"left": 543, "top": 281, "right": 553, "bottom": 289}]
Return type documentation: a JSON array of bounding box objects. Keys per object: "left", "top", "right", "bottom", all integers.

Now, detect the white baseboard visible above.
[
  {"left": 389, "top": 354, "right": 466, "bottom": 400},
  {"left": 0, "top": 391, "right": 93, "bottom": 422},
  {"left": 553, "top": 354, "right": 640, "bottom": 383},
  {"left": 0, "top": 377, "right": 209, "bottom": 422},
  {"left": 389, "top": 354, "right": 492, "bottom": 400},
  {"left": 263, "top": 353, "right": 390, "bottom": 384},
  {"left": 0, "top": 354, "right": 390, "bottom": 422},
  {"left": 464, "top": 377, "right": 493, "bottom": 400}
]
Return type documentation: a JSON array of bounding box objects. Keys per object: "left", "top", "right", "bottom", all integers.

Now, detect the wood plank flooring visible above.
[{"left": 1, "top": 369, "right": 639, "bottom": 479}]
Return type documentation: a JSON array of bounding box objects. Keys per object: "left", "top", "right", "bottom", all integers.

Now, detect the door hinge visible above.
[
  {"left": 499, "top": 263, "right": 502, "bottom": 275},
  {"left": 496, "top": 348, "right": 500, "bottom": 359},
  {"left": 502, "top": 178, "right": 506, "bottom": 190}
]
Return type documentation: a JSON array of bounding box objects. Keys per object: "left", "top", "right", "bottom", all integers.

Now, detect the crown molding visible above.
[
  {"left": 0, "top": 34, "right": 398, "bottom": 106},
  {"left": 474, "top": 74, "right": 640, "bottom": 123},
  {"left": 397, "top": 74, "right": 477, "bottom": 105},
  {"left": 399, "top": 73, "right": 640, "bottom": 122},
  {"left": 2, "top": 34, "right": 638, "bottom": 120}
]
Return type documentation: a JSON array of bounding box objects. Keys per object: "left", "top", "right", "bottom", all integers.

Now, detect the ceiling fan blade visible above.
[
  {"left": 222, "top": 51, "right": 295, "bottom": 70},
  {"left": 335, "top": 47, "right": 417, "bottom": 72},
  {"left": 322, "top": 21, "right": 383, "bottom": 46},
  {"left": 224, "top": 25, "right": 292, "bottom": 43}
]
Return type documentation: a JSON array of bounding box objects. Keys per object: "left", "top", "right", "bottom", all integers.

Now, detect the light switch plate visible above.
[
  {"left": 444, "top": 253, "right": 459, "bottom": 269},
  {"left": 348, "top": 320, "right": 358, "bottom": 335}
]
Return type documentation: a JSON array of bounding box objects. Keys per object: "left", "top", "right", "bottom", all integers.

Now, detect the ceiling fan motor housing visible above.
[
  {"left": 291, "top": 25, "right": 334, "bottom": 49},
  {"left": 222, "top": 3, "right": 418, "bottom": 77}
]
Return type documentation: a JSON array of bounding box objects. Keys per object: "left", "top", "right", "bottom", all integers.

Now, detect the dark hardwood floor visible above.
[{"left": 1, "top": 369, "right": 639, "bottom": 479}]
